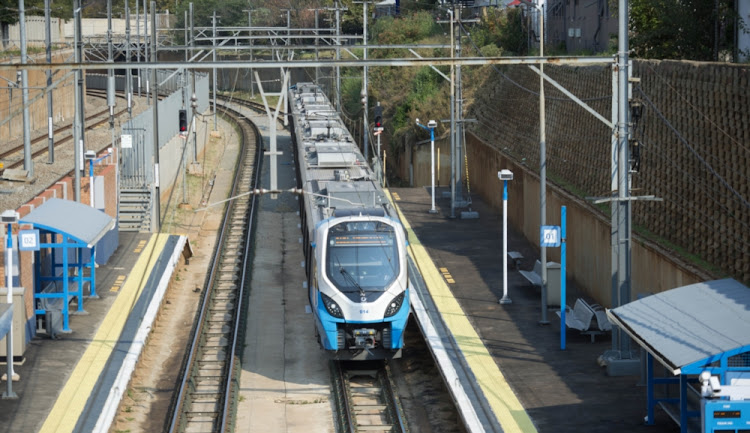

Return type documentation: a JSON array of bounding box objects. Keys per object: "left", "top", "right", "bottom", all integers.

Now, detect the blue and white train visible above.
[{"left": 288, "top": 83, "right": 410, "bottom": 360}]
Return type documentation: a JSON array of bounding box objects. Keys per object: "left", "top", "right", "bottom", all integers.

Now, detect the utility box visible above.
[
  {"left": 546, "top": 262, "right": 561, "bottom": 307},
  {"left": 0, "top": 287, "right": 27, "bottom": 362}
]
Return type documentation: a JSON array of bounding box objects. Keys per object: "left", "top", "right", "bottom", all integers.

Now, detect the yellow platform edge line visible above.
[
  {"left": 385, "top": 189, "right": 537, "bottom": 433},
  {"left": 40, "top": 233, "right": 171, "bottom": 433}
]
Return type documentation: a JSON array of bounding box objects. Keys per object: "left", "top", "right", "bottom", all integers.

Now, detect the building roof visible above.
[
  {"left": 19, "top": 198, "right": 115, "bottom": 248},
  {"left": 607, "top": 279, "right": 750, "bottom": 375}
]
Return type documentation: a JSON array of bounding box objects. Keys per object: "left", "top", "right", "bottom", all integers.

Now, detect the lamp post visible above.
[
  {"left": 498, "top": 170, "right": 513, "bottom": 304},
  {"left": 1, "top": 210, "right": 19, "bottom": 399},
  {"left": 416, "top": 119, "right": 438, "bottom": 214}
]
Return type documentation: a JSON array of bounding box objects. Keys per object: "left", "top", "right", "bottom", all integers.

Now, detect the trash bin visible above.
[
  {"left": 0, "top": 287, "right": 26, "bottom": 361},
  {"left": 546, "top": 262, "right": 561, "bottom": 307}
]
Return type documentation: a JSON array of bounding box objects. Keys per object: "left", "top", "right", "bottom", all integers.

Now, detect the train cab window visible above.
[{"left": 326, "top": 221, "right": 400, "bottom": 293}]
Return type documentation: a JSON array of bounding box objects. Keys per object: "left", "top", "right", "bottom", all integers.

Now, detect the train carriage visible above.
[{"left": 288, "top": 83, "right": 410, "bottom": 360}]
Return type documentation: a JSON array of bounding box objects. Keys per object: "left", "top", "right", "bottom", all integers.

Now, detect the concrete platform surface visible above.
[{"left": 390, "top": 186, "right": 679, "bottom": 433}]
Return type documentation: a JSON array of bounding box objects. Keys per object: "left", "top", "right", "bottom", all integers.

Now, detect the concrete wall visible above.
[
  {"left": 467, "top": 59, "right": 750, "bottom": 285},
  {"left": 464, "top": 132, "right": 708, "bottom": 307}
]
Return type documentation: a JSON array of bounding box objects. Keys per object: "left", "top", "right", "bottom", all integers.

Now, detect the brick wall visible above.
[{"left": 467, "top": 59, "right": 750, "bottom": 284}]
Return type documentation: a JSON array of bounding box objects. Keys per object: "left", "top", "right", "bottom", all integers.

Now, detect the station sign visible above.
[{"left": 540, "top": 225, "right": 561, "bottom": 247}]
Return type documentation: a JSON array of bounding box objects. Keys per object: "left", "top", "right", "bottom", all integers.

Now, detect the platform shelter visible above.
[
  {"left": 19, "top": 198, "right": 115, "bottom": 333},
  {"left": 607, "top": 279, "right": 750, "bottom": 433}
]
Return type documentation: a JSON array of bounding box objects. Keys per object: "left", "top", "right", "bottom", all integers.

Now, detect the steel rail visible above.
[
  {"left": 331, "top": 361, "right": 408, "bottom": 433},
  {"left": 166, "top": 100, "right": 261, "bottom": 432}
]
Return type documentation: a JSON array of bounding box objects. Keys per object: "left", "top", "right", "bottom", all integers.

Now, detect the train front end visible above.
[{"left": 313, "top": 216, "right": 410, "bottom": 360}]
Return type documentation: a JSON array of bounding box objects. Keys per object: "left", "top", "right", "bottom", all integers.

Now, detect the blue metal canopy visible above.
[
  {"left": 607, "top": 279, "right": 750, "bottom": 433},
  {"left": 20, "top": 198, "right": 114, "bottom": 248},
  {"left": 18, "top": 198, "right": 115, "bottom": 333},
  {"left": 607, "top": 278, "right": 750, "bottom": 375}
]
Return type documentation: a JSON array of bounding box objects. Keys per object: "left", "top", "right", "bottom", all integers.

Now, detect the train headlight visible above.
[
  {"left": 384, "top": 292, "right": 405, "bottom": 317},
  {"left": 321, "top": 292, "right": 344, "bottom": 318}
]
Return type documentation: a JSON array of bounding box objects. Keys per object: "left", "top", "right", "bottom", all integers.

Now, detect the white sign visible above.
[
  {"left": 121, "top": 134, "right": 133, "bottom": 149},
  {"left": 540, "top": 226, "right": 561, "bottom": 247},
  {"left": 18, "top": 229, "right": 40, "bottom": 251}
]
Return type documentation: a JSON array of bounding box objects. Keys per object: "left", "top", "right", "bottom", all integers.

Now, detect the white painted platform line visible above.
[
  {"left": 409, "top": 290, "right": 485, "bottom": 433},
  {"left": 386, "top": 189, "right": 538, "bottom": 433},
  {"left": 93, "top": 235, "right": 188, "bottom": 433}
]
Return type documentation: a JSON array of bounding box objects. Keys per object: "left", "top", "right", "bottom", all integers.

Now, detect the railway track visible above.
[
  {"left": 167, "top": 101, "right": 262, "bottom": 433},
  {"left": 331, "top": 361, "right": 408, "bottom": 433},
  {"left": 1, "top": 89, "right": 129, "bottom": 171}
]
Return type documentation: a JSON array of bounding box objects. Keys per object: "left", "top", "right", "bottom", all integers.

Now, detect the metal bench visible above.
[
  {"left": 518, "top": 259, "right": 543, "bottom": 288},
  {"left": 556, "top": 298, "right": 611, "bottom": 342},
  {"left": 507, "top": 251, "right": 524, "bottom": 270}
]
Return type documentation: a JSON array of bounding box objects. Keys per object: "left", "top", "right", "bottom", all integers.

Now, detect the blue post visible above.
[{"left": 560, "top": 206, "right": 567, "bottom": 350}]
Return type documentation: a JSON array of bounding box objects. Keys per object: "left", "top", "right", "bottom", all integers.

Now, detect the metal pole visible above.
[
  {"left": 500, "top": 177, "right": 511, "bottom": 304},
  {"left": 561, "top": 206, "right": 567, "bottom": 350},
  {"left": 449, "top": 7, "right": 456, "bottom": 219},
  {"left": 615, "top": 0, "right": 632, "bottom": 354},
  {"left": 362, "top": 0, "right": 369, "bottom": 162},
  {"left": 107, "top": 0, "right": 115, "bottom": 151},
  {"left": 125, "top": 0, "right": 132, "bottom": 117},
  {"left": 144, "top": 0, "right": 149, "bottom": 104},
  {"left": 44, "top": 0, "right": 54, "bottom": 163},
  {"left": 19, "top": 0, "right": 32, "bottom": 177},
  {"left": 538, "top": 3, "right": 549, "bottom": 325},
  {"left": 315, "top": 9, "right": 319, "bottom": 85},
  {"left": 2, "top": 222, "right": 17, "bottom": 399},
  {"left": 190, "top": 3, "right": 197, "bottom": 162},
  {"left": 429, "top": 127, "right": 437, "bottom": 213},
  {"left": 335, "top": 2, "right": 342, "bottom": 111},
  {"left": 151, "top": 1, "right": 160, "bottom": 232},
  {"left": 73, "top": 0, "right": 82, "bottom": 202},
  {"left": 212, "top": 10, "right": 217, "bottom": 130},
  {"left": 136, "top": 0, "right": 141, "bottom": 99},
  {"left": 246, "top": 9, "right": 254, "bottom": 98}
]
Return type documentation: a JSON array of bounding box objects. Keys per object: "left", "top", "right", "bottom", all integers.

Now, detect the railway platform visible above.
[
  {"left": 389, "top": 186, "right": 679, "bottom": 433},
  {"left": 0, "top": 232, "right": 190, "bottom": 433}
]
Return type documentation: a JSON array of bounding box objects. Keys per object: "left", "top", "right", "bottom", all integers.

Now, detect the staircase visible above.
[{"left": 119, "top": 188, "right": 152, "bottom": 232}]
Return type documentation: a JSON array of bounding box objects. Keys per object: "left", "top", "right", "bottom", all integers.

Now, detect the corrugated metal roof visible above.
[
  {"left": 19, "top": 198, "right": 115, "bottom": 247},
  {"left": 607, "top": 279, "right": 750, "bottom": 375}
]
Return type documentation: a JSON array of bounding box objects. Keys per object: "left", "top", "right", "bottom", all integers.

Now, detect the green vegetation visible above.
[{"left": 622, "top": 0, "right": 743, "bottom": 61}]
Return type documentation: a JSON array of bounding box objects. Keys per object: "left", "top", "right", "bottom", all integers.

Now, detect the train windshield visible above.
[{"left": 326, "top": 220, "right": 400, "bottom": 293}]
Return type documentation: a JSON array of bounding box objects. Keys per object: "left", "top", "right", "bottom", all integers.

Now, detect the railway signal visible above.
[
  {"left": 179, "top": 109, "right": 187, "bottom": 133},
  {"left": 374, "top": 104, "right": 383, "bottom": 131}
]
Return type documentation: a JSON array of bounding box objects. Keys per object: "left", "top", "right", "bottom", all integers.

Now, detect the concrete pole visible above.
[
  {"left": 44, "top": 0, "right": 54, "bottom": 163},
  {"left": 151, "top": 1, "right": 160, "bottom": 232},
  {"left": 19, "top": 0, "right": 32, "bottom": 177},
  {"left": 73, "top": 0, "right": 82, "bottom": 202},
  {"left": 315, "top": 10, "right": 319, "bottom": 85}
]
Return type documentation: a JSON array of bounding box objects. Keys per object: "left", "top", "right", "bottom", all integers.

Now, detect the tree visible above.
[{"left": 627, "top": 0, "right": 738, "bottom": 61}]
